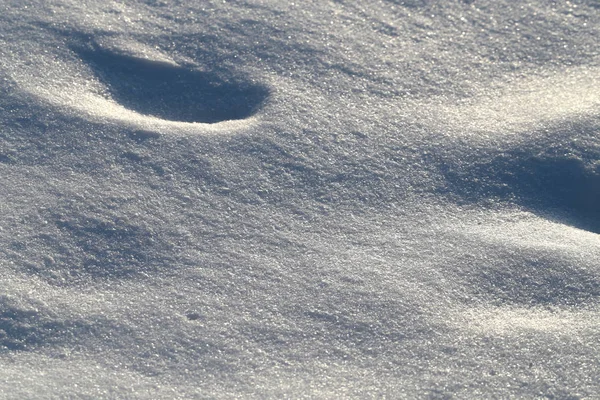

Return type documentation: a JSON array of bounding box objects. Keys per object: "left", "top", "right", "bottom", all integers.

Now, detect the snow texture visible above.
[{"left": 1, "top": 0, "right": 599, "bottom": 398}]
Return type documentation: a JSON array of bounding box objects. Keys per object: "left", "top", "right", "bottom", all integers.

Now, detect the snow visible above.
[{"left": 1, "top": 0, "right": 599, "bottom": 398}]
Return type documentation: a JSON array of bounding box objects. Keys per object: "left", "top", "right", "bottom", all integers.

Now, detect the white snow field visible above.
[{"left": 1, "top": 0, "right": 599, "bottom": 398}]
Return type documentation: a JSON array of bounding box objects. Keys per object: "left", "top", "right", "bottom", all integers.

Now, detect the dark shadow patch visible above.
[
  {"left": 50, "top": 212, "right": 168, "bottom": 279},
  {"left": 444, "top": 148, "right": 600, "bottom": 234},
  {"left": 73, "top": 46, "right": 269, "bottom": 124},
  {"left": 0, "top": 296, "right": 105, "bottom": 352}
]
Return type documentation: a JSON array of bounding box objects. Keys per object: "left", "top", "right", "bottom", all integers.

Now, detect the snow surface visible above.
[{"left": 1, "top": 0, "right": 600, "bottom": 398}]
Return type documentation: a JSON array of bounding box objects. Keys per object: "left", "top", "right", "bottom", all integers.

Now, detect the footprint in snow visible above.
[{"left": 73, "top": 45, "right": 270, "bottom": 124}]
